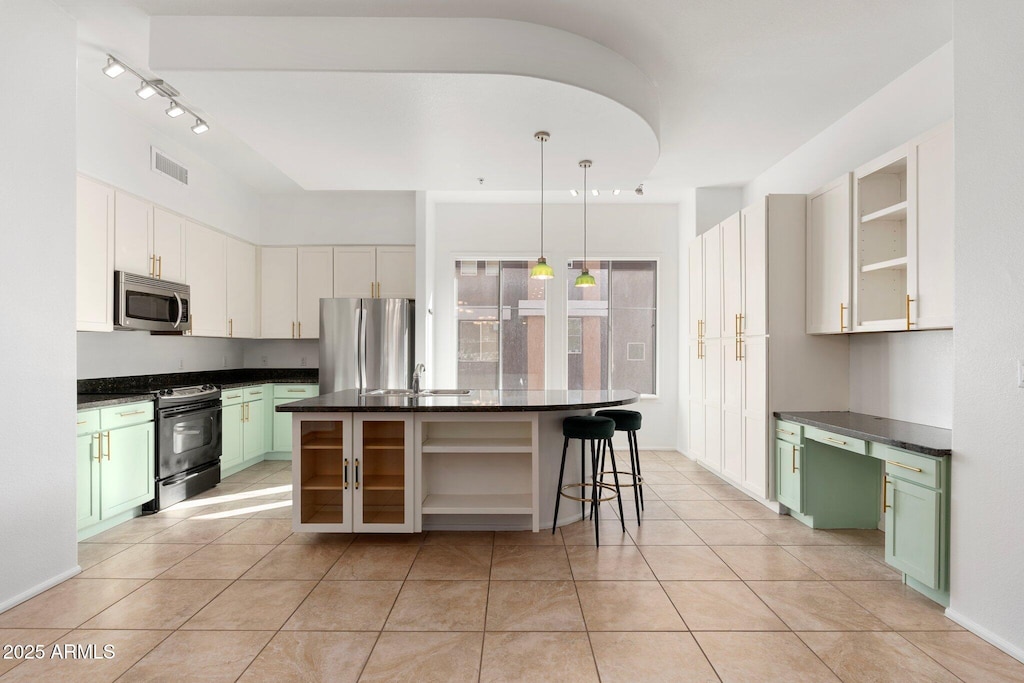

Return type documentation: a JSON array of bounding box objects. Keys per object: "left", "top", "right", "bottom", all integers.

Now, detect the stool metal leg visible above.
[
  {"left": 580, "top": 439, "right": 587, "bottom": 521},
  {"left": 606, "top": 438, "right": 626, "bottom": 532},
  {"left": 590, "top": 438, "right": 601, "bottom": 547},
  {"left": 630, "top": 430, "right": 645, "bottom": 511},
  {"left": 552, "top": 436, "right": 570, "bottom": 534}
]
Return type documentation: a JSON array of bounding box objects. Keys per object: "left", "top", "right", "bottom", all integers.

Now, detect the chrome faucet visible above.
[{"left": 412, "top": 364, "right": 426, "bottom": 393}]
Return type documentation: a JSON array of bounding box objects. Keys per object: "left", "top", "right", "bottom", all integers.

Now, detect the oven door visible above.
[{"left": 156, "top": 401, "right": 222, "bottom": 479}]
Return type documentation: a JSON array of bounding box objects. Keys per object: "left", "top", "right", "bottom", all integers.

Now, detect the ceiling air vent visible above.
[{"left": 151, "top": 147, "right": 189, "bottom": 185}]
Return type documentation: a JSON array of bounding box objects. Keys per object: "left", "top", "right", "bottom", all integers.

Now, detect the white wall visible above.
[
  {"left": 242, "top": 339, "right": 320, "bottom": 369},
  {"left": 742, "top": 41, "right": 954, "bottom": 429},
  {"left": 78, "top": 332, "right": 245, "bottom": 378},
  {"left": 948, "top": 0, "right": 1024, "bottom": 659},
  {"left": 0, "top": 0, "right": 79, "bottom": 611},
  {"left": 77, "top": 86, "right": 261, "bottom": 243},
  {"left": 432, "top": 202, "right": 681, "bottom": 449},
  {"left": 695, "top": 187, "right": 742, "bottom": 235},
  {"left": 676, "top": 189, "right": 698, "bottom": 452},
  {"left": 259, "top": 191, "right": 416, "bottom": 245}
]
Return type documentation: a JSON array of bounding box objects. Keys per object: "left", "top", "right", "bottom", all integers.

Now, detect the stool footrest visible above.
[
  {"left": 597, "top": 471, "right": 643, "bottom": 487},
  {"left": 559, "top": 482, "right": 619, "bottom": 503}
]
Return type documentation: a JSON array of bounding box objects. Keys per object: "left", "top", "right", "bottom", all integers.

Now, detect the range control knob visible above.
[
  {"left": 158, "top": 389, "right": 171, "bottom": 396},
  {"left": 202, "top": 384, "right": 215, "bottom": 391}
]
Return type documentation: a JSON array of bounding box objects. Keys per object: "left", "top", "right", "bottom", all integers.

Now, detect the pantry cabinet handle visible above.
[
  {"left": 824, "top": 437, "right": 847, "bottom": 446},
  {"left": 886, "top": 460, "right": 923, "bottom": 473}
]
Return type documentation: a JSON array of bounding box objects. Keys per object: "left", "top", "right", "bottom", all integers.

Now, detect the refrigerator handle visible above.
[{"left": 357, "top": 300, "right": 366, "bottom": 390}]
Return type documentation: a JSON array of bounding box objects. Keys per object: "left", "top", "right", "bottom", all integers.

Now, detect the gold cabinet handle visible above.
[
  {"left": 104, "top": 431, "right": 111, "bottom": 460},
  {"left": 736, "top": 337, "right": 744, "bottom": 361},
  {"left": 291, "top": 321, "right": 296, "bottom": 339},
  {"left": 776, "top": 428, "right": 796, "bottom": 436},
  {"left": 117, "top": 410, "right": 146, "bottom": 417},
  {"left": 297, "top": 321, "right": 302, "bottom": 338},
  {"left": 824, "top": 437, "right": 848, "bottom": 446},
  {"left": 344, "top": 458, "right": 349, "bottom": 490},
  {"left": 77, "top": 420, "right": 87, "bottom": 425},
  {"left": 287, "top": 388, "right": 307, "bottom": 393},
  {"left": 225, "top": 394, "right": 241, "bottom": 400},
  {"left": 229, "top": 318, "right": 233, "bottom": 337},
  {"left": 906, "top": 295, "right": 916, "bottom": 330},
  {"left": 93, "top": 433, "right": 102, "bottom": 462},
  {"left": 243, "top": 402, "right": 249, "bottom": 422},
  {"left": 791, "top": 443, "right": 799, "bottom": 473},
  {"left": 883, "top": 477, "right": 892, "bottom": 511},
  {"left": 250, "top": 391, "right": 261, "bottom": 396},
  {"left": 840, "top": 303, "right": 848, "bottom": 332},
  {"left": 149, "top": 254, "right": 156, "bottom": 277},
  {"left": 371, "top": 282, "right": 375, "bottom": 297},
  {"left": 355, "top": 458, "right": 360, "bottom": 489},
  {"left": 156, "top": 255, "right": 162, "bottom": 279},
  {"left": 886, "top": 459, "right": 923, "bottom": 473}
]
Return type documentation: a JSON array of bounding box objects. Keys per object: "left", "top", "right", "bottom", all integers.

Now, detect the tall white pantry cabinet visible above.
[{"left": 688, "top": 195, "right": 849, "bottom": 501}]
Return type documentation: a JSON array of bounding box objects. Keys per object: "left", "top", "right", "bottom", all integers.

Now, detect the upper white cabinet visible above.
[
  {"left": 113, "top": 191, "right": 183, "bottom": 282},
  {"left": 261, "top": 247, "right": 333, "bottom": 339},
  {"left": 853, "top": 121, "right": 953, "bottom": 332},
  {"left": 226, "top": 238, "right": 257, "bottom": 339},
  {"left": 76, "top": 176, "right": 115, "bottom": 332},
  {"left": 334, "top": 246, "right": 415, "bottom": 299},
  {"left": 687, "top": 238, "right": 704, "bottom": 340},
  {"left": 806, "top": 174, "right": 853, "bottom": 334},
  {"left": 184, "top": 222, "right": 227, "bottom": 337}
]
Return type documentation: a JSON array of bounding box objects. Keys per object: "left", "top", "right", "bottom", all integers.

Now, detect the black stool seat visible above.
[
  {"left": 563, "top": 415, "right": 615, "bottom": 440},
  {"left": 595, "top": 409, "right": 642, "bottom": 432}
]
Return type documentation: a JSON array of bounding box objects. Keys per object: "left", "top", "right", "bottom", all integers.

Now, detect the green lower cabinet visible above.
[
  {"left": 222, "top": 403, "right": 244, "bottom": 470},
  {"left": 100, "top": 422, "right": 155, "bottom": 519},
  {"left": 885, "top": 476, "right": 942, "bottom": 590},
  {"left": 77, "top": 433, "right": 101, "bottom": 529},
  {"left": 775, "top": 439, "right": 802, "bottom": 512},
  {"left": 243, "top": 400, "right": 265, "bottom": 460},
  {"left": 273, "top": 399, "right": 293, "bottom": 453}
]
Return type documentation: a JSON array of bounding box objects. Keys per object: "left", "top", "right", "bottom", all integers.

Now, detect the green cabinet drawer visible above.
[
  {"left": 244, "top": 386, "right": 266, "bottom": 401},
  {"left": 804, "top": 426, "right": 868, "bottom": 455},
  {"left": 774, "top": 420, "right": 802, "bottom": 445},
  {"left": 882, "top": 446, "right": 941, "bottom": 489},
  {"left": 274, "top": 384, "right": 317, "bottom": 399},
  {"left": 77, "top": 410, "right": 100, "bottom": 436},
  {"left": 885, "top": 476, "right": 941, "bottom": 589},
  {"left": 221, "top": 389, "right": 245, "bottom": 406},
  {"left": 775, "top": 438, "right": 803, "bottom": 512},
  {"left": 99, "top": 401, "right": 153, "bottom": 430}
]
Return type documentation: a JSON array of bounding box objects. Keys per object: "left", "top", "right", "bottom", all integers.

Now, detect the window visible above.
[
  {"left": 456, "top": 260, "right": 546, "bottom": 390},
  {"left": 567, "top": 260, "right": 657, "bottom": 394}
]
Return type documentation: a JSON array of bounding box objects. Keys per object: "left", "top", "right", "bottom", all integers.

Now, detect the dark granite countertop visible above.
[
  {"left": 78, "top": 393, "right": 154, "bottom": 410},
  {"left": 278, "top": 389, "right": 639, "bottom": 413},
  {"left": 774, "top": 411, "right": 952, "bottom": 457},
  {"left": 78, "top": 369, "right": 318, "bottom": 411}
]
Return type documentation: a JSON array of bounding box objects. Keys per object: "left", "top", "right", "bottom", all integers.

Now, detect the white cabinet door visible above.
[
  {"left": 909, "top": 121, "right": 954, "bottom": 330},
  {"left": 806, "top": 175, "right": 852, "bottom": 334},
  {"left": 687, "top": 238, "right": 704, "bottom": 339},
  {"left": 261, "top": 247, "right": 298, "bottom": 338},
  {"left": 722, "top": 336, "right": 743, "bottom": 482},
  {"left": 688, "top": 340, "right": 705, "bottom": 461},
  {"left": 721, "top": 213, "right": 743, "bottom": 339},
  {"left": 704, "top": 224, "right": 723, "bottom": 342},
  {"left": 297, "top": 247, "right": 333, "bottom": 339},
  {"left": 333, "top": 246, "right": 377, "bottom": 298},
  {"left": 76, "top": 176, "right": 114, "bottom": 332},
  {"left": 376, "top": 246, "right": 416, "bottom": 299},
  {"left": 741, "top": 201, "right": 767, "bottom": 337},
  {"left": 113, "top": 191, "right": 153, "bottom": 277},
  {"left": 184, "top": 222, "right": 227, "bottom": 337},
  {"left": 153, "top": 207, "right": 184, "bottom": 282},
  {"left": 226, "top": 237, "right": 256, "bottom": 339},
  {"left": 702, "top": 338, "right": 722, "bottom": 472},
  {"left": 741, "top": 335, "right": 768, "bottom": 498}
]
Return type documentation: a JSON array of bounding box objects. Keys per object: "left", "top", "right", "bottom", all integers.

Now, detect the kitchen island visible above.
[{"left": 277, "top": 389, "right": 638, "bottom": 533}]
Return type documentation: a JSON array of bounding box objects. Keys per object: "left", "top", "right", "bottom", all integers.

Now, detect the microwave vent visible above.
[{"left": 151, "top": 147, "right": 189, "bottom": 185}]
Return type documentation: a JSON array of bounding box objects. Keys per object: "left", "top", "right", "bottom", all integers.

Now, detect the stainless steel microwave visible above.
[{"left": 114, "top": 271, "right": 191, "bottom": 332}]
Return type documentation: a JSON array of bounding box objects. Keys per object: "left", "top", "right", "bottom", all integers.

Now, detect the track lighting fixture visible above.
[{"left": 102, "top": 54, "right": 210, "bottom": 136}]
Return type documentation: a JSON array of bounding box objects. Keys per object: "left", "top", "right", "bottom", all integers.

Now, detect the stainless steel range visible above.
[{"left": 143, "top": 384, "right": 222, "bottom": 511}]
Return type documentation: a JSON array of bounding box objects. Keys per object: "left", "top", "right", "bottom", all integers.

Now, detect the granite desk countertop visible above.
[
  {"left": 774, "top": 410, "right": 952, "bottom": 457},
  {"left": 278, "top": 389, "right": 639, "bottom": 413}
]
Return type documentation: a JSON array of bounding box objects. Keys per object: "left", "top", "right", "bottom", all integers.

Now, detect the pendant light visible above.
[
  {"left": 575, "top": 160, "right": 596, "bottom": 288},
  {"left": 529, "top": 131, "right": 554, "bottom": 280}
]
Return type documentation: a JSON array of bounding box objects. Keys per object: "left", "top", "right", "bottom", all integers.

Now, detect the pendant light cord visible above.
[
  {"left": 540, "top": 136, "right": 545, "bottom": 257},
  {"left": 582, "top": 163, "right": 588, "bottom": 267}
]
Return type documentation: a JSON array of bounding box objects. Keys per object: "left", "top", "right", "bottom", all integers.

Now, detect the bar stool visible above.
[
  {"left": 552, "top": 415, "right": 625, "bottom": 546},
  {"left": 595, "top": 409, "right": 645, "bottom": 523}
]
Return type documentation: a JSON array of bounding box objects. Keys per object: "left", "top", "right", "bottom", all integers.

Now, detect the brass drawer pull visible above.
[
  {"left": 824, "top": 437, "right": 848, "bottom": 446},
  {"left": 287, "top": 389, "right": 307, "bottom": 393},
  {"left": 776, "top": 428, "right": 796, "bottom": 436},
  {"left": 791, "top": 444, "right": 799, "bottom": 473},
  {"left": 250, "top": 391, "right": 261, "bottom": 396},
  {"left": 883, "top": 477, "right": 892, "bottom": 511},
  {"left": 886, "top": 459, "right": 923, "bottom": 473},
  {"left": 225, "top": 394, "right": 241, "bottom": 400},
  {"left": 117, "top": 410, "right": 146, "bottom": 417},
  {"left": 77, "top": 420, "right": 87, "bottom": 425}
]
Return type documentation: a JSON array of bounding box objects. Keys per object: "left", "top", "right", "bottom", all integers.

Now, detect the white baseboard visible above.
[
  {"left": 944, "top": 608, "right": 1024, "bottom": 664},
  {"left": 0, "top": 565, "right": 81, "bottom": 614}
]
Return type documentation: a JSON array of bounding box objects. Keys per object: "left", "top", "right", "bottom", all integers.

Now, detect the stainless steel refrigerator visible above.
[{"left": 319, "top": 298, "right": 415, "bottom": 394}]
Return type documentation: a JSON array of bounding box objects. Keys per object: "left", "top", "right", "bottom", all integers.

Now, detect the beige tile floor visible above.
[{"left": 1, "top": 452, "right": 1022, "bottom": 682}]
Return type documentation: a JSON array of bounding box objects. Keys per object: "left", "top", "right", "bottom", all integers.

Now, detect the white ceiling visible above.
[{"left": 58, "top": 0, "right": 952, "bottom": 199}]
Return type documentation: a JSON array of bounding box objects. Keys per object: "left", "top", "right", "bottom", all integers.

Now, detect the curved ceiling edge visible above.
[{"left": 149, "top": 15, "right": 660, "bottom": 143}]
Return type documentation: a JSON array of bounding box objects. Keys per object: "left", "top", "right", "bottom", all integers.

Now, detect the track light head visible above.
[
  {"left": 635, "top": 184, "right": 645, "bottom": 196},
  {"left": 136, "top": 81, "right": 157, "bottom": 99},
  {"left": 191, "top": 119, "right": 209, "bottom": 135},
  {"left": 102, "top": 57, "right": 125, "bottom": 78},
  {"left": 165, "top": 101, "right": 185, "bottom": 118}
]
